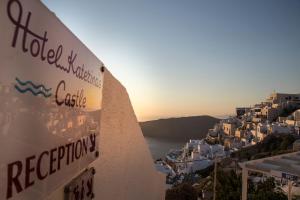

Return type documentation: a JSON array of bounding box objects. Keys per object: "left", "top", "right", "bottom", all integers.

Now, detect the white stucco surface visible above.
[{"left": 48, "top": 70, "right": 165, "bottom": 200}]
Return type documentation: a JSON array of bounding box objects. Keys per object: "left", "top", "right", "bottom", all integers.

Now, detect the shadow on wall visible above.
[
  {"left": 91, "top": 70, "right": 165, "bottom": 200},
  {"left": 47, "top": 70, "right": 165, "bottom": 200}
]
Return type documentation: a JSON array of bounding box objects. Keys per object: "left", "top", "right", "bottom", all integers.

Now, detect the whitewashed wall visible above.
[{"left": 48, "top": 70, "right": 165, "bottom": 200}]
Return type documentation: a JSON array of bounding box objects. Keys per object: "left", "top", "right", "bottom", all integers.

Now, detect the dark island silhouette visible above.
[{"left": 140, "top": 115, "right": 220, "bottom": 141}]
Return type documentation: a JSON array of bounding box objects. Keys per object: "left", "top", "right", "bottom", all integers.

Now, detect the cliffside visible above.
[{"left": 140, "top": 115, "right": 220, "bottom": 141}]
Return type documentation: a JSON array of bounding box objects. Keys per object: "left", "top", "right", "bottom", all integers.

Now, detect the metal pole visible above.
[
  {"left": 242, "top": 168, "right": 248, "bottom": 200},
  {"left": 213, "top": 157, "right": 217, "bottom": 200},
  {"left": 288, "top": 180, "right": 292, "bottom": 200}
]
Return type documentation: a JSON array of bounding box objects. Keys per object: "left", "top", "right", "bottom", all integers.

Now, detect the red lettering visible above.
[
  {"left": 37, "top": 151, "right": 49, "bottom": 180},
  {"left": 6, "top": 161, "right": 23, "bottom": 199},
  {"left": 55, "top": 80, "right": 65, "bottom": 106},
  {"left": 71, "top": 142, "right": 75, "bottom": 163},
  {"left": 5, "top": 135, "right": 96, "bottom": 198},
  {"left": 57, "top": 146, "right": 65, "bottom": 170},
  {"left": 55, "top": 80, "right": 87, "bottom": 108},
  {"left": 75, "top": 140, "right": 82, "bottom": 159},
  {"left": 49, "top": 148, "right": 57, "bottom": 175},
  {"left": 82, "top": 137, "right": 88, "bottom": 155},
  {"left": 25, "top": 155, "right": 35, "bottom": 189},
  {"left": 66, "top": 143, "right": 72, "bottom": 165}
]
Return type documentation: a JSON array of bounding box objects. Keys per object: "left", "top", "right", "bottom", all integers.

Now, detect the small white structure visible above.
[
  {"left": 155, "top": 161, "right": 176, "bottom": 176},
  {"left": 294, "top": 109, "right": 300, "bottom": 121},
  {"left": 177, "top": 157, "right": 213, "bottom": 174},
  {"left": 256, "top": 123, "right": 268, "bottom": 141},
  {"left": 269, "top": 123, "right": 292, "bottom": 134},
  {"left": 239, "top": 151, "right": 300, "bottom": 200}
]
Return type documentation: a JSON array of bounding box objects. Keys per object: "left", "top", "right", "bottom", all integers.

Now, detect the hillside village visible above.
[
  {"left": 207, "top": 92, "right": 300, "bottom": 147},
  {"left": 155, "top": 92, "right": 300, "bottom": 199}
]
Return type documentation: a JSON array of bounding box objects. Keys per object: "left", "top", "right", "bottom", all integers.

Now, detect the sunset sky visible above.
[{"left": 43, "top": 0, "right": 300, "bottom": 121}]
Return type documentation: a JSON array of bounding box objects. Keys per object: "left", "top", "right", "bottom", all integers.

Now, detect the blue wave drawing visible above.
[
  {"left": 15, "top": 77, "right": 52, "bottom": 98},
  {"left": 16, "top": 77, "right": 52, "bottom": 92}
]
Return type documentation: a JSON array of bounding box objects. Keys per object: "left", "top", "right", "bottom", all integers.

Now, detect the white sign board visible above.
[{"left": 0, "top": 0, "right": 103, "bottom": 199}]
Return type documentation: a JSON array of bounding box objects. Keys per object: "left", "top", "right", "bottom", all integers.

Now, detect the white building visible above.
[
  {"left": 269, "top": 123, "right": 292, "bottom": 134},
  {"left": 256, "top": 123, "right": 268, "bottom": 141},
  {"left": 155, "top": 161, "right": 176, "bottom": 176},
  {"left": 266, "top": 92, "right": 300, "bottom": 105}
]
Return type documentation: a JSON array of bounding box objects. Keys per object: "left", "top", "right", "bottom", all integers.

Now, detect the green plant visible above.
[{"left": 165, "top": 183, "right": 198, "bottom": 200}]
